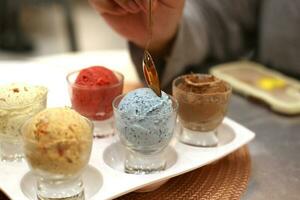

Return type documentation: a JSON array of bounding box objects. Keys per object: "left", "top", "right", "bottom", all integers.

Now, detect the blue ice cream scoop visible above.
[{"left": 115, "top": 88, "right": 176, "bottom": 153}]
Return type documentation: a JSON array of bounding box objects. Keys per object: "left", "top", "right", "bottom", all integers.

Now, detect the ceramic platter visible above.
[{"left": 0, "top": 118, "right": 255, "bottom": 200}]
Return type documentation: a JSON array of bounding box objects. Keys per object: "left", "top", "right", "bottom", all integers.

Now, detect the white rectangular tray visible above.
[{"left": 0, "top": 117, "right": 255, "bottom": 200}]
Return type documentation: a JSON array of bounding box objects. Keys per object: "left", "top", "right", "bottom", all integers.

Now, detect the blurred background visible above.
[{"left": 0, "top": 0, "right": 126, "bottom": 60}]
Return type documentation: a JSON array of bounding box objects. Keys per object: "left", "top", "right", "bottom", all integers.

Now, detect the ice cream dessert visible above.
[
  {"left": 115, "top": 88, "right": 175, "bottom": 152},
  {"left": 173, "top": 74, "right": 231, "bottom": 146},
  {"left": 113, "top": 88, "right": 177, "bottom": 173},
  {"left": 69, "top": 66, "right": 123, "bottom": 120},
  {"left": 75, "top": 66, "right": 119, "bottom": 86},
  {"left": 0, "top": 83, "right": 48, "bottom": 137},
  {"left": 173, "top": 74, "right": 231, "bottom": 131},
  {"left": 0, "top": 83, "right": 47, "bottom": 160},
  {"left": 22, "top": 108, "right": 93, "bottom": 176}
]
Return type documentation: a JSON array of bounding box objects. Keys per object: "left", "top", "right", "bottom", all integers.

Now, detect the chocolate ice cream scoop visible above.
[
  {"left": 179, "top": 74, "right": 227, "bottom": 94},
  {"left": 173, "top": 74, "right": 232, "bottom": 147}
]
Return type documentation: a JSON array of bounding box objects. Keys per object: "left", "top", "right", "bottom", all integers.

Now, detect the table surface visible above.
[
  {"left": 228, "top": 95, "right": 300, "bottom": 200},
  {"left": 0, "top": 50, "right": 299, "bottom": 200}
]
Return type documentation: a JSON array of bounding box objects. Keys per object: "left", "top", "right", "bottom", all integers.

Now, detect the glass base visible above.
[
  {"left": 124, "top": 149, "right": 166, "bottom": 174},
  {"left": 37, "top": 177, "right": 85, "bottom": 200},
  {"left": 93, "top": 117, "right": 114, "bottom": 139},
  {"left": 179, "top": 127, "right": 218, "bottom": 147},
  {"left": 0, "top": 138, "right": 23, "bottom": 161}
]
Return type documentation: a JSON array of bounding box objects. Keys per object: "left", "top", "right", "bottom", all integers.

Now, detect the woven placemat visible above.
[{"left": 117, "top": 146, "right": 251, "bottom": 200}]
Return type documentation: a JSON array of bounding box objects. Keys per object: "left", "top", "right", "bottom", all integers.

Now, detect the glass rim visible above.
[
  {"left": 0, "top": 87, "right": 48, "bottom": 110},
  {"left": 66, "top": 69, "right": 124, "bottom": 90},
  {"left": 172, "top": 74, "right": 232, "bottom": 96},
  {"left": 112, "top": 92, "right": 178, "bottom": 117}
]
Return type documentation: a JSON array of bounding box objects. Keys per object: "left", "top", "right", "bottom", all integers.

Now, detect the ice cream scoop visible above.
[
  {"left": 22, "top": 107, "right": 93, "bottom": 200},
  {"left": 67, "top": 66, "right": 123, "bottom": 138},
  {"left": 173, "top": 74, "right": 232, "bottom": 147},
  {"left": 68, "top": 66, "right": 123, "bottom": 121},
  {"left": 75, "top": 66, "right": 119, "bottom": 87},
  {"left": 113, "top": 88, "right": 178, "bottom": 174},
  {"left": 117, "top": 88, "right": 173, "bottom": 148},
  {"left": 0, "top": 83, "right": 47, "bottom": 161},
  {"left": 0, "top": 83, "right": 47, "bottom": 108},
  {"left": 22, "top": 107, "right": 93, "bottom": 175}
]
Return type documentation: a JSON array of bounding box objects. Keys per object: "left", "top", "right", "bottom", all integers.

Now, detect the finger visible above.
[
  {"left": 89, "top": 0, "right": 127, "bottom": 15},
  {"left": 114, "top": 0, "right": 141, "bottom": 14},
  {"left": 160, "top": 0, "right": 185, "bottom": 9},
  {"left": 134, "top": 0, "right": 158, "bottom": 13},
  {"left": 134, "top": 0, "right": 147, "bottom": 13},
  {"left": 128, "top": 1, "right": 141, "bottom": 13}
]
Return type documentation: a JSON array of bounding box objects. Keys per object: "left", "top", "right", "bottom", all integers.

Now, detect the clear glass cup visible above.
[
  {"left": 113, "top": 94, "right": 178, "bottom": 174},
  {"left": 172, "top": 74, "right": 232, "bottom": 147},
  {"left": 0, "top": 87, "right": 47, "bottom": 161},
  {"left": 22, "top": 114, "right": 93, "bottom": 200},
  {"left": 66, "top": 70, "right": 124, "bottom": 138}
]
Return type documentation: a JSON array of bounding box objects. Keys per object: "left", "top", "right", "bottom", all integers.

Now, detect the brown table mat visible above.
[{"left": 117, "top": 146, "right": 251, "bottom": 200}]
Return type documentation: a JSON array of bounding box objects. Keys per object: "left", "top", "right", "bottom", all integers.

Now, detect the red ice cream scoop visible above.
[
  {"left": 71, "top": 66, "right": 123, "bottom": 120},
  {"left": 75, "top": 66, "right": 119, "bottom": 86}
]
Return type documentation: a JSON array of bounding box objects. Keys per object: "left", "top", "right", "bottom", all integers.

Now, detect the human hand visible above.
[{"left": 89, "top": 0, "right": 185, "bottom": 56}]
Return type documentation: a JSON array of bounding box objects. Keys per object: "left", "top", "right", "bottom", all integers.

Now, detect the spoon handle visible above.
[
  {"left": 145, "top": 0, "right": 153, "bottom": 51},
  {"left": 143, "top": 0, "right": 162, "bottom": 97}
]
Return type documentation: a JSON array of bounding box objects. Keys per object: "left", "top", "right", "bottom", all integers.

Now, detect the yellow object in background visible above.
[
  {"left": 210, "top": 61, "right": 300, "bottom": 115},
  {"left": 257, "top": 78, "right": 286, "bottom": 91}
]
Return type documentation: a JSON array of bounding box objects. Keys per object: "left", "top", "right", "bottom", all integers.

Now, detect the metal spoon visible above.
[{"left": 142, "top": 0, "right": 162, "bottom": 97}]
